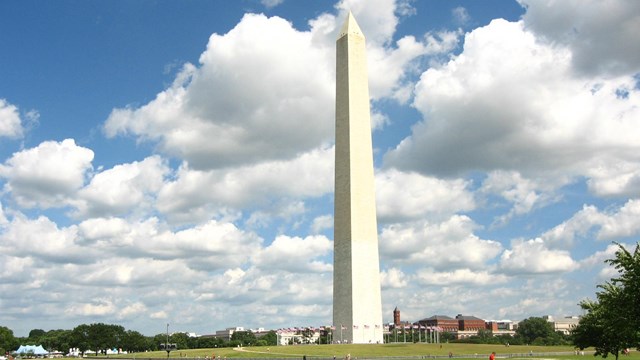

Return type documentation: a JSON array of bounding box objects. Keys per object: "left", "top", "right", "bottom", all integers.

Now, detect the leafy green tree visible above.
[
  {"left": 0, "top": 326, "right": 18, "bottom": 355},
  {"left": 40, "top": 329, "right": 72, "bottom": 352},
  {"left": 515, "top": 317, "right": 555, "bottom": 344},
  {"left": 121, "top": 330, "right": 148, "bottom": 353},
  {"left": 605, "top": 242, "right": 640, "bottom": 343},
  {"left": 196, "top": 336, "right": 224, "bottom": 349},
  {"left": 169, "top": 332, "right": 190, "bottom": 350},
  {"left": 572, "top": 242, "right": 640, "bottom": 359},
  {"left": 27, "top": 329, "right": 46, "bottom": 344},
  {"left": 71, "top": 324, "right": 91, "bottom": 355},
  {"left": 152, "top": 333, "right": 169, "bottom": 350},
  {"left": 260, "top": 331, "right": 277, "bottom": 346},
  {"left": 230, "top": 331, "right": 256, "bottom": 346}
]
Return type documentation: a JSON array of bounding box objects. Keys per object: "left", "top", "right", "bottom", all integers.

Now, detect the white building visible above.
[{"left": 543, "top": 315, "right": 581, "bottom": 335}]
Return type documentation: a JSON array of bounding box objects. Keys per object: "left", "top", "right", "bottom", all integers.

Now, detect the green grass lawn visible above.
[{"left": 106, "top": 343, "right": 639, "bottom": 359}]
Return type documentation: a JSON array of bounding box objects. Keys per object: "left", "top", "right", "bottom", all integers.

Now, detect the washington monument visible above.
[{"left": 333, "top": 12, "right": 384, "bottom": 344}]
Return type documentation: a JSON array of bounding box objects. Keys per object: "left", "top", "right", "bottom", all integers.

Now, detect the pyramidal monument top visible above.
[{"left": 338, "top": 11, "right": 364, "bottom": 39}]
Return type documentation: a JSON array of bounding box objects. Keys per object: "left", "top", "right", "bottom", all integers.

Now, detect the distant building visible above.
[
  {"left": 456, "top": 314, "right": 485, "bottom": 331},
  {"left": 543, "top": 315, "right": 580, "bottom": 335},
  {"left": 417, "top": 315, "right": 458, "bottom": 331},
  {"left": 214, "top": 327, "right": 246, "bottom": 342}
]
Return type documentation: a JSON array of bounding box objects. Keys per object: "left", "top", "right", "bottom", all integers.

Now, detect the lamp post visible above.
[{"left": 165, "top": 323, "right": 170, "bottom": 358}]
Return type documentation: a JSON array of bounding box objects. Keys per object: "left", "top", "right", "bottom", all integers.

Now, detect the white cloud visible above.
[
  {"left": 415, "top": 268, "right": 508, "bottom": 286},
  {"left": 379, "top": 215, "right": 502, "bottom": 270},
  {"left": 0, "top": 99, "right": 24, "bottom": 138},
  {"left": 452, "top": 7, "right": 470, "bottom": 26},
  {"left": 0, "top": 139, "right": 94, "bottom": 208},
  {"left": 310, "top": 214, "right": 333, "bottom": 234},
  {"left": 156, "top": 146, "right": 334, "bottom": 224},
  {"left": 542, "top": 200, "right": 640, "bottom": 248},
  {"left": 541, "top": 205, "right": 605, "bottom": 249},
  {"left": 74, "top": 156, "right": 169, "bottom": 218},
  {"left": 480, "top": 170, "right": 567, "bottom": 226},
  {"left": 380, "top": 267, "right": 408, "bottom": 289},
  {"left": 105, "top": 14, "right": 334, "bottom": 170},
  {"left": 252, "top": 235, "right": 332, "bottom": 273},
  {"left": 384, "top": 18, "right": 640, "bottom": 192},
  {"left": 376, "top": 169, "right": 474, "bottom": 222},
  {"left": 0, "top": 215, "right": 89, "bottom": 264},
  {"left": 519, "top": 0, "right": 640, "bottom": 76},
  {"left": 105, "top": 5, "right": 432, "bottom": 169},
  {"left": 499, "top": 238, "right": 578, "bottom": 274}
]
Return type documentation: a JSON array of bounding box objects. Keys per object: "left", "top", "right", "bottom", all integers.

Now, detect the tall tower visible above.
[
  {"left": 394, "top": 307, "right": 401, "bottom": 326},
  {"left": 333, "top": 12, "right": 383, "bottom": 344}
]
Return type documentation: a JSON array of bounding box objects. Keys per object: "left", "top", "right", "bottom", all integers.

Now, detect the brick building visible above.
[{"left": 417, "top": 315, "right": 458, "bottom": 331}]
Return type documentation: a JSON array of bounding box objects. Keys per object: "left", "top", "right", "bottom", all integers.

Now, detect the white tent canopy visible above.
[{"left": 15, "top": 345, "right": 48, "bottom": 355}]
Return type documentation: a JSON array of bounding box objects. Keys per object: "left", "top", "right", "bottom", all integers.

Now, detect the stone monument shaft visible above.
[{"left": 333, "top": 12, "right": 384, "bottom": 344}]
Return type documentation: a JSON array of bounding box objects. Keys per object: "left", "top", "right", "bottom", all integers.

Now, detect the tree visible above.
[
  {"left": 0, "top": 326, "right": 18, "bottom": 355},
  {"left": 121, "top": 330, "right": 148, "bottom": 353},
  {"left": 230, "top": 331, "right": 256, "bottom": 346},
  {"left": 28, "top": 329, "right": 46, "bottom": 343},
  {"left": 605, "top": 242, "right": 640, "bottom": 342},
  {"left": 572, "top": 242, "right": 640, "bottom": 359},
  {"left": 261, "top": 331, "right": 277, "bottom": 346},
  {"left": 515, "top": 317, "right": 555, "bottom": 344}
]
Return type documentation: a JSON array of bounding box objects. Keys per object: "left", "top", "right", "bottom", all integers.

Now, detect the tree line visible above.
[{"left": 0, "top": 324, "right": 276, "bottom": 356}]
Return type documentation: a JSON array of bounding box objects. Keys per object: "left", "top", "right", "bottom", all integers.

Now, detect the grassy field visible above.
[{"left": 107, "top": 343, "right": 638, "bottom": 359}]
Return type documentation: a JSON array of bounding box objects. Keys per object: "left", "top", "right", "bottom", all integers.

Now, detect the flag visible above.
[
  {"left": 375, "top": 324, "right": 381, "bottom": 328},
  {"left": 341, "top": 325, "right": 346, "bottom": 330},
  {"left": 364, "top": 325, "right": 370, "bottom": 329},
  {"left": 353, "top": 325, "right": 359, "bottom": 329}
]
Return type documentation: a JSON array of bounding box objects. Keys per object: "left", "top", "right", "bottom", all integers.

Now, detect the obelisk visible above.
[{"left": 333, "top": 12, "right": 383, "bottom": 344}]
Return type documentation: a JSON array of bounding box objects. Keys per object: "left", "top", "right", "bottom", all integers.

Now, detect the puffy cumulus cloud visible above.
[
  {"left": 105, "top": 14, "right": 334, "bottom": 170},
  {"left": 499, "top": 238, "right": 578, "bottom": 274},
  {"left": 519, "top": 0, "right": 640, "bottom": 76},
  {"left": 379, "top": 215, "right": 502, "bottom": 270},
  {"left": 415, "top": 268, "right": 508, "bottom": 286},
  {"left": 542, "top": 200, "right": 640, "bottom": 248},
  {"left": 597, "top": 199, "right": 640, "bottom": 239},
  {"left": 541, "top": 205, "right": 605, "bottom": 249},
  {"left": 384, "top": 19, "right": 640, "bottom": 187},
  {"left": 156, "top": 146, "right": 333, "bottom": 224},
  {"left": 0, "top": 255, "right": 35, "bottom": 284},
  {"left": 380, "top": 267, "right": 407, "bottom": 289},
  {"left": 0, "top": 139, "right": 94, "bottom": 208},
  {"left": 496, "top": 278, "right": 582, "bottom": 319},
  {"left": 65, "top": 298, "right": 116, "bottom": 317},
  {"left": 190, "top": 266, "right": 333, "bottom": 327},
  {"left": 252, "top": 235, "right": 332, "bottom": 273},
  {"left": 310, "top": 214, "right": 332, "bottom": 234},
  {"left": 0, "top": 215, "right": 91, "bottom": 264},
  {"left": 0, "top": 99, "right": 24, "bottom": 138},
  {"left": 586, "top": 158, "right": 640, "bottom": 197},
  {"left": 480, "top": 171, "right": 567, "bottom": 226},
  {"left": 105, "top": 4, "right": 434, "bottom": 168},
  {"left": 578, "top": 242, "right": 627, "bottom": 282},
  {"left": 376, "top": 169, "right": 474, "bottom": 222},
  {"left": 102, "top": 218, "right": 262, "bottom": 271},
  {"left": 73, "top": 156, "right": 169, "bottom": 218}
]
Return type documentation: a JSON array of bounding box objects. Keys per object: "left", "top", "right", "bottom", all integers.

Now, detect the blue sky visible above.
[{"left": 1, "top": 0, "right": 639, "bottom": 338}]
